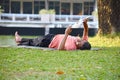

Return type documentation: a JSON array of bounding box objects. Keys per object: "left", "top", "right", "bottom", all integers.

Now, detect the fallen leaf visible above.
[{"left": 56, "top": 71, "right": 64, "bottom": 75}]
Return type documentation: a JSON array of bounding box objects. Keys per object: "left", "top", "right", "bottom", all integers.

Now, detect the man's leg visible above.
[
  {"left": 15, "top": 31, "right": 22, "bottom": 44},
  {"left": 15, "top": 31, "right": 44, "bottom": 46}
]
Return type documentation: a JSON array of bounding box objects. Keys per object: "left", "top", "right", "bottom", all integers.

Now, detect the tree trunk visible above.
[{"left": 97, "top": 0, "right": 120, "bottom": 35}]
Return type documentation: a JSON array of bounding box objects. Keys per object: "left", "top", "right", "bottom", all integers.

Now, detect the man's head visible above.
[
  {"left": 76, "top": 39, "right": 91, "bottom": 50},
  {"left": 79, "top": 41, "right": 91, "bottom": 50}
]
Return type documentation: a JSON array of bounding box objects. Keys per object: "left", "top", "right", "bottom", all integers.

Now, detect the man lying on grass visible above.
[{"left": 15, "top": 18, "right": 91, "bottom": 50}]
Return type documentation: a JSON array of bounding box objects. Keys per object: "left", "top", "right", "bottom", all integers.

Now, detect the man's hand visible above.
[
  {"left": 83, "top": 18, "right": 88, "bottom": 23},
  {"left": 82, "top": 18, "right": 89, "bottom": 38},
  {"left": 65, "top": 26, "right": 72, "bottom": 35}
]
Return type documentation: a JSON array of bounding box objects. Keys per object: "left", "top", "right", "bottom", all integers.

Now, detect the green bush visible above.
[
  {"left": 39, "top": 9, "right": 55, "bottom": 14},
  {"left": 0, "top": 5, "right": 4, "bottom": 14}
]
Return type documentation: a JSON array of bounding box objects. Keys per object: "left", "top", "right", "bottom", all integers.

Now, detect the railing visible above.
[{"left": 0, "top": 13, "right": 98, "bottom": 28}]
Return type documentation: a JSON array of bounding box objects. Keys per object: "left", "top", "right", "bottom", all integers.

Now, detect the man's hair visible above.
[{"left": 79, "top": 41, "right": 91, "bottom": 50}]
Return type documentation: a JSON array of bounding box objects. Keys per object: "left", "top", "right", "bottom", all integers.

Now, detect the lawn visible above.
[{"left": 0, "top": 35, "right": 120, "bottom": 80}]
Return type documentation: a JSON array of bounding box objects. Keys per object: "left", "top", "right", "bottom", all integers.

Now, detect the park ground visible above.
[{"left": 0, "top": 35, "right": 120, "bottom": 80}]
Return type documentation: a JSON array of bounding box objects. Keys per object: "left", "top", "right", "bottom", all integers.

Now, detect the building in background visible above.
[
  {"left": 0, "top": 0, "right": 98, "bottom": 36},
  {"left": 0, "top": 0, "right": 96, "bottom": 15}
]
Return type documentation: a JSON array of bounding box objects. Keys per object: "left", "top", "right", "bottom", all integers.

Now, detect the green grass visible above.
[{"left": 0, "top": 35, "right": 120, "bottom": 80}]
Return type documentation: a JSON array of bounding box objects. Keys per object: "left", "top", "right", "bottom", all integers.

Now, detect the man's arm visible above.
[
  {"left": 58, "top": 26, "right": 72, "bottom": 50},
  {"left": 82, "top": 19, "right": 88, "bottom": 39}
]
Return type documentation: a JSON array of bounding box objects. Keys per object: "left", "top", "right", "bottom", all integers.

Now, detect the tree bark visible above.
[{"left": 97, "top": 0, "right": 120, "bottom": 35}]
